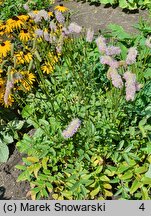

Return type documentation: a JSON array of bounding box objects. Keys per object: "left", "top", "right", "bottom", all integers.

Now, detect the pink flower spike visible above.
[
  {"left": 123, "top": 71, "right": 141, "bottom": 101},
  {"left": 100, "top": 55, "right": 119, "bottom": 69},
  {"left": 68, "top": 23, "right": 82, "bottom": 34},
  {"left": 105, "top": 45, "right": 121, "bottom": 56},
  {"left": 107, "top": 67, "right": 123, "bottom": 89},
  {"left": 95, "top": 35, "right": 107, "bottom": 54},
  {"left": 62, "top": 118, "right": 81, "bottom": 139},
  {"left": 86, "top": 28, "right": 94, "bottom": 42},
  {"left": 126, "top": 47, "right": 138, "bottom": 65}
]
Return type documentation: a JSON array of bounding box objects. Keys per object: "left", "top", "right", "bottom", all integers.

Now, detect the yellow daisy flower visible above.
[
  {"left": 20, "top": 71, "right": 36, "bottom": 91},
  {"left": 47, "top": 52, "right": 59, "bottom": 65},
  {"left": 15, "top": 51, "right": 24, "bottom": 64},
  {"left": 0, "top": 69, "right": 3, "bottom": 77},
  {"left": 0, "top": 40, "right": 11, "bottom": 57},
  {"left": 0, "top": 23, "right": 5, "bottom": 36},
  {"left": 24, "top": 52, "right": 32, "bottom": 63},
  {"left": 6, "top": 16, "right": 24, "bottom": 30},
  {"left": 0, "top": 78, "right": 5, "bottom": 103},
  {"left": 18, "top": 14, "right": 29, "bottom": 22},
  {"left": 1, "top": 94, "right": 14, "bottom": 107},
  {"left": 0, "top": 78, "right": 5, "bottom": 92},
  {"left": 19, "top": 29, "right": 31, "bottom": 42},
  {"left": 41, "top": 62, "right": 53, "bottom": 74},
  {"left": 54, "top": 4, "right": 68, "bottom": 12},
  {"left": 48, "top": 11, "right": 53, "bottom": 17},
  {"left": 1, "top": 23, "right": 12, "bottom": 34},
  {"left": 33, "top": 10, "right": 39, "bottom": 14}
]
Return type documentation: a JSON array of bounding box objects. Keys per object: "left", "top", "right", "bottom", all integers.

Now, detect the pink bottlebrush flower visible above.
[
  {"left": 100, "top": 55, "right": 119, "bottom": 69},
  {"left": 55, "top": 11, "right": 65, "bottom": 24},
  {"left": 68, "top": 22, "right": 82, "bottom": 34},
  {"left": 86, "top": 28, "right": 94, "bottom": 42},
  {"left": 49, "top": 21, "right": 57, "bottom": 31},
  {"left": 95, "top": 35, "right": 107, "bottom": 54},
  {"left": 33, "top": 10, "right": 49, "bottom": 23},
  {"left": 34, "top": 15, "right": 42, "bottom": 23},
  {"left": 62, "top": 27, "right": 70, "bottom": 36},
  {"left": 105, "top": 45, "right": 121, "bottom": 56},
  {"left": 123, "top": 71, "right": 141, "bottom": 101},
  {"left": 43, "top": 31, "right": 50, "bottom": 41},
  {"left": 62, "top": 118, "right": 81, "bottom": 138},
  {"left": 35, "top": 29, "right": 43, "bottom": 37},
  {"left": 28, "top": 11, "right": 37, "bottom": 19},
  {"left": 126, "top": 47, "right": 138, "bottom": 65},
  {"left": 107, "top": 67, "right": 123, "bottom": 89},
  {"left": 56, "top": 44, "right": 62, "bottom": 53},
  {"left": 145, "top": 36, "right": 151, "bottom": 48},
  {"left": 23, "top": 3, "right": 29, "bottom": 11},
  {"left": 135, "top": 82, "right": 142, "bottom": 91},
  {"left": 4, "top": 80, "right": 14, "bottom": 106},
  {"left": 38, "top": 9, "right": 49, "bottom": 21}
]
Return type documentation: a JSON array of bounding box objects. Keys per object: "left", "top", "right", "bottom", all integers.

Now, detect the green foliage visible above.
[
  {"left": 83, "top": 0, "right": 151, "bottom": 10},
  {"left": 0, "top": 0, "right": 150, "bottom": 199},
  {"left": 0, "top": 0, "right": 53, "bottom": 20},
  {"left": 16, "top": 27, "right": 151, "bottom": 199},
  {"left": 0, "top": 108, "right": 24, "bottom": 162}
]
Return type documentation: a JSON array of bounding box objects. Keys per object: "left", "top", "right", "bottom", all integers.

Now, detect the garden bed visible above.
[
  {"left": 56, "top": 0, "right": 149, "bottom": 34},
  {"left": 0, "top": 146, "right": 30, "bottom": 199},
  {"left": 0, "top": 0, "right": 151, "bottom": 200}
]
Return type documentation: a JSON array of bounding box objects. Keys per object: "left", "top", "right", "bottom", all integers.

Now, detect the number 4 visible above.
[{"left": 139, "top": 203, "right": 145, "bottom": 211}]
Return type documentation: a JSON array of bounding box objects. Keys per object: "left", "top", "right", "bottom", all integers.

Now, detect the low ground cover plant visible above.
[
  {"left": 16, "top": 15, "right": 151, "bottom": 199},
  {"left": 0, "top": 0, "right": 54, "bottom": 20},
  {"left": 0, "top": 4, "right": 68, "bottom": 161},
  {"left": 0, "top": 2, "right": 151, "bottom": 200},
  {"left": 79, "top": 0, "right": 151, "bottom": 11}
]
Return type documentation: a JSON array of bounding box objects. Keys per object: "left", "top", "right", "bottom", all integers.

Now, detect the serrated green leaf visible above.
[
  {"left": 90, "top": 186, "right": 100, "bottom": 198},
  {"left": 130, "top": 180, "right": 143, "bottom": 194},
  {"left": 99, "top": 175, "right": 110, "bottom": 182},
  {"left": 141, "top": 187, "right": 149, "bottom": 200},
  {"left": 70, "top": 182, "right": 80, "bottom": 192},
  {"left": 141, "top": 176, "right": 151, "bottom": 184},
  {"left": 42, "top": 157, "right": 49, "bottom": 170},
  {"left": 15, "top": 165, "right": 26, "bottom": 170},
  {"left": 95, "top": 166, "right": 103, "bottom": 174},
  {"left": 135, "top": 166, "right": 148, "bottom": 174},
  {"left": 145, "top": 164, "right": 151, "bottom": 178},
  {"left": 62, "top": 191, "right": 72, "bottom": 199},
  {"left": 123, "top": 153, "right": 130, "bottom": 165},
  {"left": 17, "top": 170, "right": 30, "bottom": 181},
  {"left": 121, "top": 171, "right": 133, "bottom": 180}
]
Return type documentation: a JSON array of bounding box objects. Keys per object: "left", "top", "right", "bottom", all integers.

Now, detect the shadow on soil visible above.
[
  {"left": 0, "top": 187, "right": 10, "bottom": 200},
  {"left": 73, "top": 0, "right": 141, "bottom": 13}
]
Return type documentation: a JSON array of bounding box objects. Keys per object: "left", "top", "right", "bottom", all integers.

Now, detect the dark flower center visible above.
[
  {"left": 59, "top": 4, "right": 63, "bottom": 6},
  {"left": 12, "top": 16, "right": 19, "bottom": 21},
  {"left": 23, "top": 29, "right": 28, "bottom": 33},
  {"left": 1, "top": 42, "right": 5, "bottom": 46}
]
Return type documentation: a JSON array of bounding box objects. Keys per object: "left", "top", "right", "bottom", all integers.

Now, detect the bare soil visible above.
[
  {"left": 0, "top": 146, "right": 30, "bottom": 200},
  {"left": 55, "top": 0, "right": 150, "bottom": 34}
]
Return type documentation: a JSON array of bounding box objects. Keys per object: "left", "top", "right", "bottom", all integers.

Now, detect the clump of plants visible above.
[
  {"left": 15, "top": 17, "right": 151, "bottom": 199},
  {"left": 0, "top": 4, "right": 69, "bottom": 161},
  {"left": 80, "top": 0, "right": 151, "bottom": 11},
  {"left": 0, "top": 0, "right": 54, "bottom": 20},
  {"left": 0, "top": 0, "right": 151, "bottom": 200}
]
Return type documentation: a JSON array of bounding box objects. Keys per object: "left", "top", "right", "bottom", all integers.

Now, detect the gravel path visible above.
[{"left": 55, "top": 0, "right": 150, "bottom": 34}]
